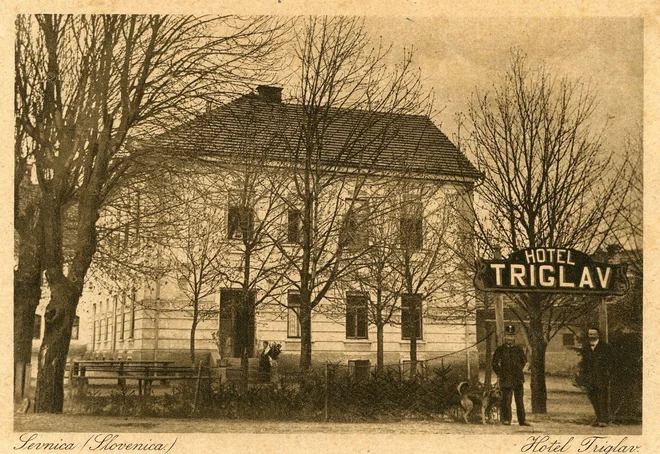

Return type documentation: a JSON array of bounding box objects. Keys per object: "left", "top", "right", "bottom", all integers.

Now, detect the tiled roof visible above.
[{"left": 154, "top": 94, "right": 481, "bottom": 180}]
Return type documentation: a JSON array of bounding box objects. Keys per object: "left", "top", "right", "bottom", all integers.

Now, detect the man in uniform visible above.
[
  {"left": 492, "top": 325, "right": 531, "bottom": 426},
  {"left": 581, "top": 327, "right": 612, "bottom": 427}
]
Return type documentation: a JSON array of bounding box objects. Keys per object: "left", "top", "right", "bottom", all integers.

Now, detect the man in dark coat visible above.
[
  {"left": 582, "top": 328, "right": 612, "bottom": 427},
  {"left": 492, "top": 325, "right": 531, "bottom": 426}
]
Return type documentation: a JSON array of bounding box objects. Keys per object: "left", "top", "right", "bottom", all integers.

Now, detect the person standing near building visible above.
[
  {"left": 492, "top": 325, "right": 531, "bottom": 426},
  {"left": 581, "top": 327, "right": 612, "bottom": 427},
  {"left": 258, "top": 340, "right": 271, "bottom": 383}
]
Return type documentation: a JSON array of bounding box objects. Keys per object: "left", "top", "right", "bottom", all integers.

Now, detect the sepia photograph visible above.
[{"left": 7, "top": 6, "right": 650, "bottom": 453}]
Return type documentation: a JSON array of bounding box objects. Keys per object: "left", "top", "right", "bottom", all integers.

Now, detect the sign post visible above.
[
  {"left": 493, "top": 247, "right": 504, "bottom": 346},
  {"left": 475, "top": 246, "right": 628, "bottom": 424}
]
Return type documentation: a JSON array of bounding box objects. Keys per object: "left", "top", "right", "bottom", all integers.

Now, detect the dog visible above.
[
  {"left": 457, "top": 382, "right": 474, "bottom": 423},
  {"left": 480, "top": 387, "right": 502, "bottom": 424}
]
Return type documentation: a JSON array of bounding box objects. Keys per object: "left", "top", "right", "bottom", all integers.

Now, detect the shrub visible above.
[{"left": 68, "top": 365, "right": 465, "bottom": 422}]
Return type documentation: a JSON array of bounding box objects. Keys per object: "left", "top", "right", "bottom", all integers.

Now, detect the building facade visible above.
[{"left": 84, "top": 86, "right": 482, "bottom": 380}]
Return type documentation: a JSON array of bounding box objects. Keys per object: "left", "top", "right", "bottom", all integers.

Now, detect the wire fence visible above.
[{"left": 64, "top": 334, "right": 493, "bottom": 421}]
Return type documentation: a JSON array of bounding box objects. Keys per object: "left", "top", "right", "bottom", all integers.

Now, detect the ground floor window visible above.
[
  {"left": 71, "top": 315, "right": 80, "bottom": 340},
  {"left": 346, "top": 294, "right": 368, "bottom": 339},
  {"left": 348, "top": 359, "right": 371, "bottom": 382},
  {"left": 129, "top": 289, "right": 136, "bottom": 339},
  {"left": 563, "top": 332, "right": 575, "bottom": 347},
  {"left": 287, "top": 291, "right": 301, "bottom": 338},
  {"left": 401, "top": 294, "right": 423, "bottom": 340}
]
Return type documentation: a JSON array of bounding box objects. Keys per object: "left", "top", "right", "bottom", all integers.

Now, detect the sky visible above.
[{"left": 363, "top": 16, "right": 643, "bottom": 155}]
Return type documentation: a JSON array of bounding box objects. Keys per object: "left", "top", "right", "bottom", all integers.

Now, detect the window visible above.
[
  {"left": 71, "top": 316, "right": 80, "bottom": 340},
  {"left": 112, "top": 296, "right": 118, "bottom": 342},
  {"left": 400, "top": 201, "right": 423, "bottom": 250},
  {"left": 120, "top": 294, "right": 126, "bottom": 341},
  {"left": 227, "top": 193, "right": 254, "bottom": 240},
  {"left": 92, "top": 304, "right": 97, "bottom": 348},
  {"left": 33, "top": 315, "right": 41, "bottom": 340},
  {"left": 401, "top": 294, "right": 423, "bottom": 340},
  {"left": 346, "top": 294, "right": 369, "bottom": 339},
  {"left": 287, "top": 292, "right": 301, "bottom": 338},
  {"left": 563, "top": 333, "right": 575, "bottom": 347},
  {"left": 129, "top": 289, "right": 136, "bottom": 339},
  {"left": 348, "top": 360, "right": 371, "bottom": 382},
  {"left": 104, "top": 317, "right": 109, "bottom": 341},
  {"left": 343, "top": 198, "right": 369, "bottom": 250},
  {"left": 287, "top": 208, "right": 302, "bottom": 244}
]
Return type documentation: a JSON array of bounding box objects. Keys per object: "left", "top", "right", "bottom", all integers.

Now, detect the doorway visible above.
[{"left": 219, "top": 289, "right": 255, "bottom": 358}]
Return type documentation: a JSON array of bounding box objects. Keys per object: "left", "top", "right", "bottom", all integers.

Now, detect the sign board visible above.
[{"left": 474, "top": 248, "right": 629, "bottom": 295}]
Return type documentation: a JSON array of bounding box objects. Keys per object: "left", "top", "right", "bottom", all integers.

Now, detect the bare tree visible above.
[
  {"left": 153, "top": 101, "right": 295, "bottom": 383},
  {"left": 14, "top": 14, "right": 282, "bottom": 413},
  {"left": 211, "top": 158, "right": 290, "bottom": 386},
  {"left": 273, "top": 16, "right": 429, "bottom": 372},
  {"left": 14, "top": 15, "right": 44, "bottom": 397},
  {"left": 466, "top": 50, "right": 631, "bottom": 413},
  {"left": 325, "top": 180, "right": 472, "bottom": 377},
  {"left": 601, "top": 129, "right": 642, "bottom": 334},
  {"left": 392, "top": 182, "right": 474, "bottom": 378},
  {"left": 155, "top": 174, "right": 225, "bottom": 365},
  {"left": 332, "top": 211, "right": 403, "bottom": 376}
]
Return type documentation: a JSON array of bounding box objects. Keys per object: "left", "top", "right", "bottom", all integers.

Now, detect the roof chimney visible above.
[{"left": 256, "top": 85, "right": 283, "bottom": 103}]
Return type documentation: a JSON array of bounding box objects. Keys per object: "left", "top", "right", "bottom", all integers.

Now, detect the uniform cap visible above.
[{"left": 504, "top": 325, "right": 516, "bottom": 335}]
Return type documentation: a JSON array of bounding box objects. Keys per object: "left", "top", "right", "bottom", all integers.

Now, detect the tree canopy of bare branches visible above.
[
  {"left": 466, "top": 50, "right": 634, "bottom": 413},
  {"left": 274, "top": 16, "right": 432, "bottom": 371},
  {"left": 14, "top": 13, "right": 284, "bottom": 413}
]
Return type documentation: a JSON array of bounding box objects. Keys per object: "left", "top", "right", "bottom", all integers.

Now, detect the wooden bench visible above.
[{"left": 68, "top": 360, "right": 200, "bottom": 396}]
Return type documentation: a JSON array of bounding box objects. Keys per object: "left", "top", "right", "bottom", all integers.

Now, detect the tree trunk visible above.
[
  {"left": 376, "top": 324, "right": 384, "bottom": 375},
  {"left": 34, "top": 280, "right": 78, "bottom": 413},
  {"left": 14, "top": 271, "right": 42, "bottom": 399},
  {"left": 409, "top": 305, "right": 418, "bottom": 380},
  {"left": 299, "top": 307, "right": 312, "bottom": 372},
  {"left": 484, "top": 325, "right": 493, "bottom": 391},
  {"left": 529, "top": 311, "right": 548, "bottom": 414},
  {"left": 14, "top": 210, "right": 44, "bottom": 399},
  {"left": 190, "top": 319, "right": 198, "bottom": 365},
  {"left": 241, "top": 348, "right": 249, "bottom": 391}
]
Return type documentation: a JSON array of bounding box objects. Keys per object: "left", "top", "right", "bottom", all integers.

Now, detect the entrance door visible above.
[{"left": 219, "top": 289, "right": 255, "bottom": 358}]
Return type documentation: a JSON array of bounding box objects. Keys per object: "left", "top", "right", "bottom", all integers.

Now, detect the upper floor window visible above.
[
  {"left": 401, "top": 294, "right": 423, "bottom": 340},
  {"left": 287, "top": 208, "right": 303, "bottom": 244},
  {"left": 343, "top": 198, "right": 369, "bottom": 250},
  {"left": 400, "top": 201, "right": 423, "bottom": 251},
  {"left": 227, "top": 193, "right": 254, "bottom": 240},
  {"left": 346, "top": 294, "right": 369, "bottom": 339}
]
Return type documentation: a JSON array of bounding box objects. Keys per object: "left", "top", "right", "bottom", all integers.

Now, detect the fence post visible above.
[
  {"left": 324, "top": 361, "right": 329, "bottom": 422},
  {"left": 192, "top": 361, "right": 203, "bottom": 416},
  {"left": 398, "top": 359, "right": 402, "bottom": 381}
]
